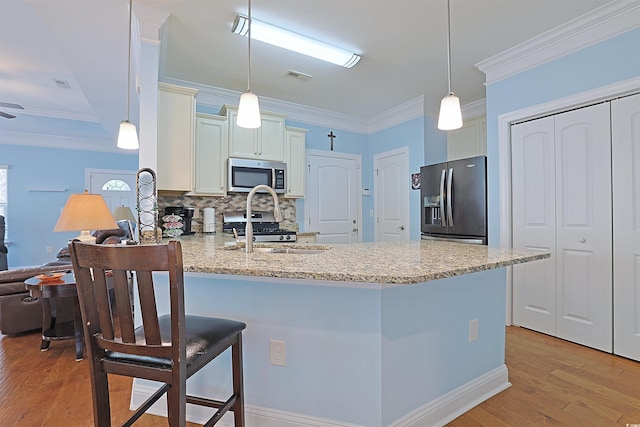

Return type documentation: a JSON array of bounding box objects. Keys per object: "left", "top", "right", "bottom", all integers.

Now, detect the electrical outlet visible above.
[
  {"left": 270, "top": 339, "right": 286, "bottom": 366},
  {"left": 46, "top": 246, "right": 53, "bottom": 254},
  {"left": 469, "top": 319, "right": 479, "bottom": 342}
]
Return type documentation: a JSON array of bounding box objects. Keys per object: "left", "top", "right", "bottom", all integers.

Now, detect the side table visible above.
[{"left": 24, "top": 272, "right": 83, "bottom": 361}]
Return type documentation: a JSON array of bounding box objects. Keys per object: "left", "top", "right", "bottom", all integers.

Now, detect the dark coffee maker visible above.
[{"left": 164, "top": 206, "right": 195, "bottom": 235}]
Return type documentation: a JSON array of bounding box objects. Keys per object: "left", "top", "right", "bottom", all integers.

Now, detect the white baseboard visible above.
[
  {"left": 131, "top": 366, "right": 510, "bottom": 427},
  {"left": 390, "top": 365, "right": 511, "bottom": 427}
]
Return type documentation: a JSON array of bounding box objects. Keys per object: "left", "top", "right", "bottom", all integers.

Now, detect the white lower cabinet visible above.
[
  {"left": 285, "top": 127, "right": 307, "bottom": 198},
  {"left": 512, "top": 93, "right": 640, "bottom": 360},
  {"left": 193, "top": 113, "right": 227, "bottom": 196}
]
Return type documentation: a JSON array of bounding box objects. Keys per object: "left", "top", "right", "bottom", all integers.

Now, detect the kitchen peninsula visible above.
[{"left": 131, "top": 235, "right": 548, "bottom": 427}]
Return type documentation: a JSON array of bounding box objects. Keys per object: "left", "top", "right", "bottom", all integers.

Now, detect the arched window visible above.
[{"left": 102, "top": 179, "right": 131, "bottom": 191}]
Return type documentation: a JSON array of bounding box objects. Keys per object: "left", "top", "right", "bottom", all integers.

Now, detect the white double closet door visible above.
[{"left": 511, "top": 93, "right": 640, "bottom": 359}]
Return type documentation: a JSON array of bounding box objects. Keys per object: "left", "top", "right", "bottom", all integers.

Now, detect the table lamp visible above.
[
  {"left": 53, "top": 190, "right": 118, "bottom": 244},
  {"left": 113, "top": 205, "right": 137, "bottom": 243}
]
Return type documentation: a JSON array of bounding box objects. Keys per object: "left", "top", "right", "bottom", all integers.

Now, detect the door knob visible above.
[
  {"left": 352, "top": 228, "right": 358, "bottom": 232},
  {"left": 397, "top": 225, "right": 405, "bottom": 231}
]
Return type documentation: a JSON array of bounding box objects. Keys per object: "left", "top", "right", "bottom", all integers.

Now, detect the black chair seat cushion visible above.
[{"left": 107, "top": 315, "right": 246, "bottom": 368}]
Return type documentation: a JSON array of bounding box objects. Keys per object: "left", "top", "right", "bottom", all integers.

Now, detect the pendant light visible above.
[
  {"left": 437, "top": 0, "right": 463, "bottom": 131},
  {"left": 117, "top": 0, "right": 140, "bottom": 149},
  {"left": 236, "top": 0, "right": 261, "bottom": 129}
]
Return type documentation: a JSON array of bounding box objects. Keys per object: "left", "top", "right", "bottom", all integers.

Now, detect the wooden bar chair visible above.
[{"left": 68, "top": 240, "right": 245, "bottom": 426}]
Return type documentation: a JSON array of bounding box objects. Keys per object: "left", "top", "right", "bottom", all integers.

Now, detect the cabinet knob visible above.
[{"left": 579, "top": 238, "right": 586, "bottom": 243}]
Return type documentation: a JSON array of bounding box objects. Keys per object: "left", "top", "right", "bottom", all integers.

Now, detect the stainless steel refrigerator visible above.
[{"left": 420, "top": 156, "right": 487, "bottom": 244}]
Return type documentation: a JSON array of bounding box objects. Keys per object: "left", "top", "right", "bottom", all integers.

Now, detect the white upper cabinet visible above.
[
  {"left": 221, "top": 105, "right": 286, "bottom": 161},
  {"left": 447, "top": 115, "right": 487, "bottom": 161},
  {"left": 285, "top": 127, "right": 307, "bottom": 198},
  {"left": 193, "top": 113, "right": 227, "bottom": 196},
  {"left": 157, "top": 83, "right": 198, "bottom": 191}
]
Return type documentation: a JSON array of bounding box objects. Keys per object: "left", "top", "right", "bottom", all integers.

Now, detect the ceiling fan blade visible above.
[
  {"left": 0, "top": 111, "right": 16, "bottom": 119},
  {"left": 0, "top": 102, "right": 24, "bottom": 110}
]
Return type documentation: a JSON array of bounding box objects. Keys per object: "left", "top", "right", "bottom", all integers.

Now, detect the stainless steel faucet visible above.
[{"left": 245, "top": 185, "right": 282, "bottom": 253}]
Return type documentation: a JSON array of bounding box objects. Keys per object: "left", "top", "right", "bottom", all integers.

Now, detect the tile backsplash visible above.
[{"left": 158, "top": 193, "right": 297, "bottom": 233}]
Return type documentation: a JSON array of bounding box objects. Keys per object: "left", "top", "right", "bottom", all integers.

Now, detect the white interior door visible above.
[
  {"left": 511, "top": 116, "right": 557, "bottom": 335},
  {"left": 87, "top": 169, "right": 137, "bottom": 213},
  {"left": 612, "top": 93, "right": 640, "bottom": 361},
  {"left": 374, "top": 147, "right": 409, "bottom": 241},
  {"left": 554, "top": 103, "right": 612, "bottom": 352},
  {"left": 306, "top": 151, "right": 361, "bottom": 244}
]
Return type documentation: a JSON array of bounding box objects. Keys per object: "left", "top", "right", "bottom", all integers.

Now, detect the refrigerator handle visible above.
[
  {"left": 440, "top": 169, "right": 447, "bottom": 226},
  {"left": 447, "top": 167, "right": 454, "bottom": 226}
]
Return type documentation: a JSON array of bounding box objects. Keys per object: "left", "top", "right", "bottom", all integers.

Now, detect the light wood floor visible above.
[{"left": 1, "top": 326, "right": 639, "bottom": 426}]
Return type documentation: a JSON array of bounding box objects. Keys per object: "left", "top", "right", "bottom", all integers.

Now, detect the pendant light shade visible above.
[
  {"left": 237, "top": 0, "right": 261, "bottom": 128},
  {"left": 117, "top": 120, "right": 140, "bottom": 149},
  {"left": 117, "top": 0, "right": 139, "bottom": 149},
  {"left": 237, "top": 91, "right": 261, "bottom": 128},
  {"left": 438, "top": 93, "right": 462, "bottom": 130},
  {"left": 437, "top": 0, "right": 463, "bottom": 131}
]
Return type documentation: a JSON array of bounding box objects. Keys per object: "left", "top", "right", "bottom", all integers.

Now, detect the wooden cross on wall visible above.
[{"left": 328, "top": 131, "right": 336, "bottom": 151}]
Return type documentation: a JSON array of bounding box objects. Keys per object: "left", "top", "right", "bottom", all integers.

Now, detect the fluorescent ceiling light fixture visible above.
[{"left": 232, "top": 14, "right": 361, "bottom": 69}]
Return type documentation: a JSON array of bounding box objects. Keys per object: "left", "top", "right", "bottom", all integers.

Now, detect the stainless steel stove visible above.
[{"left": 222, "top": 211, "right": 297, "bottom": 242}]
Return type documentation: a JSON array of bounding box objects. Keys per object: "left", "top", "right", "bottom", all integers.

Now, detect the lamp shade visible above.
[
  {"left": 113, "top": 206, "right": 136, "bottom": 222},
  {"left": 237, "top": 91, "right": 261, "bottom": 128},
  {"left": 437, "top": 93, "right": 463, "bottom": 130},
  {"left": 54, "top": 191, "right": 118, "bottom": 236},
  {"left": 117, "top": 120, "right": 139, "bottom": 150}
]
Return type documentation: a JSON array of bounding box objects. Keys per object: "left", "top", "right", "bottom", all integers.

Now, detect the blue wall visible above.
[
  {"left": 485, "top": 28, "right": 640, "bottom": 244},
  {"left": 0, "top": 143, "right": 137, "bottom": 266},
  {"left": 368, "top": 117, "right": 426, "bottom": 241}
]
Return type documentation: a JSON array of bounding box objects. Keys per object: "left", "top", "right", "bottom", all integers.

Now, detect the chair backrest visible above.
[{"left": 69, "top": 241, "right": 185, "bottom": 362}]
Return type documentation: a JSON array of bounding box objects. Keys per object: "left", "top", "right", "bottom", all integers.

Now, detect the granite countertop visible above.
[{"left": 173, "top": 234, "right": 549, "bottom": 286}]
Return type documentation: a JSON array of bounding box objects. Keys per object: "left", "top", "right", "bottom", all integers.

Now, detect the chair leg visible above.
[
  {"left": 232, "top": 335, "right": 245, "bottom": 427},
  {"left": 166, "top": 381, "right": 187, "bottom": 426},
  {"left": 89, "top": 366, "right": 112, "bottom": 427}
]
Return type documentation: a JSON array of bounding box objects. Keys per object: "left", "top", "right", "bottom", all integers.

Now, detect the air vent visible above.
[
  {"left": 285, "top": 70, "right": 312, "bottom": 82},
  {"left": 53, "top": 79, "right": 71, "bottom": 89}
]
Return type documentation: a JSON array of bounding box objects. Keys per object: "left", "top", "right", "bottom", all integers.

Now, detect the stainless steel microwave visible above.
[{"left": 227, "top": 158, "right": 287, "bottom": 193}]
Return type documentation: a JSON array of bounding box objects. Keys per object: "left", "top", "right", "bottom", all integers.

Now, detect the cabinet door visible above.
[
  {"left": 612, "top": 93, "right": 640, "bottom": 361},
  {"left": 511, "top": 116, "right": 557, "bottom": 336},
  {"left": 259, "top": 114, "right": 286, "bottom": 161},
  {"left": 227, "top": 108, "right": 259, "bottom": 159},
  {"left": 285, "top": 127, "right": 306, "bottom": 198},
  {"left": 194, "top": 114, "right": 227, "bottom": 196},
  {"left": 554, "top": 103, "right": 612, "bottom": 352},
  {"left": 157, "top": 84, "right": 197, "bottom": 191},
  {"left": 447, "top": 116, "right": 486, "bottom": 161}
]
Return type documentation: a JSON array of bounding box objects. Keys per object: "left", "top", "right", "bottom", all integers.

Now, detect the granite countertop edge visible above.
[{"left": 174, "top": 234, "right": 550, "bottom": 286}]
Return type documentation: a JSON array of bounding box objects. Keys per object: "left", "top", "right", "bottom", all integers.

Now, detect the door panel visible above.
[
  {"left": 307, "top": 152, "right": 361, "bottom": 244},
  {"left": 612, "top": 93, "right": 640, "bottom": 361},
  {"left": 554, "top": 103, "right": 612, "bottom": 352},
  {"left": 375, "top": 148, "right": 409, "bottom": 242},
  {"left": 448, "top": 156, "right": 486, "bottom": 238},
  {"left": 511, "top": 116, "right": 557, "bottom": 335}
]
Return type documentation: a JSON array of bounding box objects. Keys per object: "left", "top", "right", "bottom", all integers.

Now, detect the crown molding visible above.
[
  {"left": 0, "top": 130, "right": 131, "bottom": 154},
  {"left": 165, "top": 77, "right": 441, "bottom": 135},
  {"left": 367, "top": 96, "right": 425, "bottom": 134},
  {"left": 476, "top": 0, "right": 640, "bottom": 85}
]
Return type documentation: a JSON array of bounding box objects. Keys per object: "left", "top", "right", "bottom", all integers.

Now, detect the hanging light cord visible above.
[
  {"left": 126, "top": 0, "right": 133, "bottom": 120},
  {"left": 247, "top": 0, "right": 252, "bottom": 92},
  {"left": 445, "top": 0, "right": 452, "bottom": 95}
]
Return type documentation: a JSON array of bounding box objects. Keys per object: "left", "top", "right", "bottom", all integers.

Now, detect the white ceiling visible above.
[{"left": 0, "top": 0, "right": 613, "bottom": 149}]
